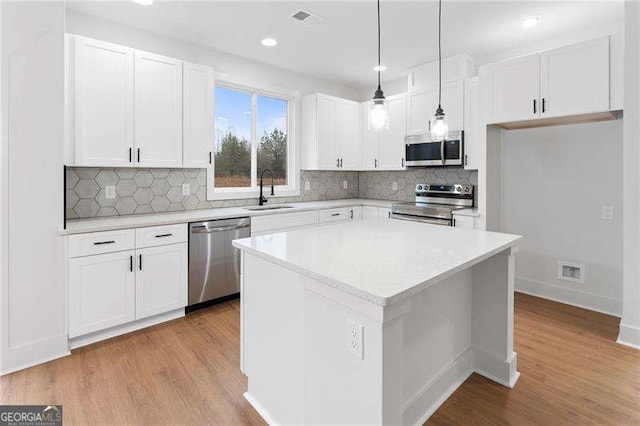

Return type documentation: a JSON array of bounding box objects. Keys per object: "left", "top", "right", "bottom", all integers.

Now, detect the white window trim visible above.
[{"left": 207, "top": 73, "right": 300, "bottom": 201}]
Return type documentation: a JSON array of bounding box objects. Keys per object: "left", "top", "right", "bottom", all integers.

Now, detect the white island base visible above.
[{"left": 234, "top": 220, "right": 521, "bottom": 425}]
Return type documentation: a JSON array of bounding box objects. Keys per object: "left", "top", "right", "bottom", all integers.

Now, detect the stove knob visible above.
[
  {"left": 417, "top": 185, "right": 423, "bottom": 191},
  {"left": 464, "top": 187, "right": 471, "bottom": 193},
  {"left": 424, "top": 185, "right": 429, "bottom": 191}
]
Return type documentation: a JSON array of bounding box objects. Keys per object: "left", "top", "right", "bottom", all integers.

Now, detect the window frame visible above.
[{"left": 207, "top": 74, "right": 299, "bottom": 201}]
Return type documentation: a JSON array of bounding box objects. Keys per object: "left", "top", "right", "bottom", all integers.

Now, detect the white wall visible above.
[
  {"left": 500, "top": 120, "right": 623, "bottom": 316},
  {"left": 1, "top": 1, "right": 68, "bottom": 374},
  {"left": 65, "top": 10, "right": 358, "bottom": 101},
  {"left": 620, "top": 0, "right": 640, "bottom": 349}
]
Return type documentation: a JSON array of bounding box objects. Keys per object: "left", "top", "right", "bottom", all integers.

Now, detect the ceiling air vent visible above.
[{"left": 291, "top": 10, "right": 324, "bottom": 26}]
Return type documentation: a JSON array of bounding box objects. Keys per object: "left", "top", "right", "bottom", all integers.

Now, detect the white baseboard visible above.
[
  {"left": 515, "top": 276, "right": 621, "bottom": 317},
  {"left": 403, "top": 348, "right": 473, "bottom": 426},
  {"left": 244, "top": 392, "right": 279, "bottom": 426},
  {"left": 617, "top": 323, "right": 640, "bottom": 350},
  {"left": 69, "top": 309, "right": 185, "bottom": 350}
]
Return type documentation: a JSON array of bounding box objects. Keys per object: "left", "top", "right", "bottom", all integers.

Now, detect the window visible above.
[{"left": 209, "top": 82, "right": 297, "bottom": 200}]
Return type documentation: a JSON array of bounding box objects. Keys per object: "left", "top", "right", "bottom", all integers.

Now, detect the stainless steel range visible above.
[{"left": 391, "top": 184, "right": 474, "bottom": 226}]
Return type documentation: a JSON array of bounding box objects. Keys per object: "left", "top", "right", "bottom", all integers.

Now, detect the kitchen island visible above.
[{"left": 232, "top": 219, "right": 522, "bottom": 425}]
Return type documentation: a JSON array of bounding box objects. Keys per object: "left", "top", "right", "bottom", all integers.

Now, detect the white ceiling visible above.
[{"left": 66, "top": 1, "right": 624, "bottom": 89}]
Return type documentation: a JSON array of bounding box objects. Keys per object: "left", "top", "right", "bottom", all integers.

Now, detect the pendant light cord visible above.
[
  {"left": 377, "top": 0, "right": 381, "bottom": 89},
  {"left": 438, "top": 0, "right": 442, "bottom": 108}
]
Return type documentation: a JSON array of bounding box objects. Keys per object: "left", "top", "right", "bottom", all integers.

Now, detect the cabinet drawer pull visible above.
[
  {"left": 129, "top": 255, "right": 133, "bottom": 272},
  {"left": 139, "top": 254, "right": 142, "bottom": 271},
  {"left": 155, "top": 233, "right": 173, "bottom": 238},
  {"left": 533, "top": 99, "right": 537, "bottom": 114},
  {"left": 137, "top": 148, "right": 141, "bottom": 163},
  {"left": 331, "top": 213, "right": 341, "bottom": 217},
  {"left": 208, "top": 152, "right": 212, "bottom": 164},
  {"left": 93, "top": 240, "right": 115, "bottom": 246}
]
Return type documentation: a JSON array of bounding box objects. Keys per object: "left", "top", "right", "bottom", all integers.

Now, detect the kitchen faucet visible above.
[{"left": 259, "top": 169, "right": 275, "bottom": 206}]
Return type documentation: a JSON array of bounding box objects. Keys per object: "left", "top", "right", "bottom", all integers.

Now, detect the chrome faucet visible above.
[{"left": 259, "top": 169, "right": 275, "bottom": 206}]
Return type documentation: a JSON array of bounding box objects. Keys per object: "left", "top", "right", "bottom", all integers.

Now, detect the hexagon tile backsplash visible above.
[
  {"left": 66, "top": 167, "right": 477, "bottom": 219},
  {"left": 66, "top": 168, "right": 360, "bottom": 219}
]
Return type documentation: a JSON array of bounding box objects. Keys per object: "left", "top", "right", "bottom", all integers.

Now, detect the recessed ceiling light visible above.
[
  {"left": 132, "top": 0, "right": 153, "bottom": 5},
  {"left": 373, "top": 65, "right": 387, "bottom": 72},
  {"left": 521, "top": 17, "right": 540, "bottom": 28},
  {"left": 261, "top": 38, "right": 278, "bottom": 47}
]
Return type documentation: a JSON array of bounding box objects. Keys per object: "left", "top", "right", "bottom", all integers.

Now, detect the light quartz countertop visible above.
[
  {"left": 62, "top": 198, "right": 394, "bottom": 235},
  {"left": 233, "top": 219, "right": 521, "bottom": 306}
]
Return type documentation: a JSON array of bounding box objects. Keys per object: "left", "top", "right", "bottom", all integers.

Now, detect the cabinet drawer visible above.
[
  {"left": 68, "top": 229, "right": 135, "bottom": 258},
  {"left": 318, "top": 208, "right": 354, "bottom": 223},
  {"left": 135, "top": 223, "right": 187, "bottom": 248},
  {"left": 251, "top": 211, "right": 318, "bottom": 234}
]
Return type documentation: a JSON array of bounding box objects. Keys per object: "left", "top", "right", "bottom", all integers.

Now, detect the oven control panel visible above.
[{"left": 415, "top": 184, "right": 473, "bottom": 195}]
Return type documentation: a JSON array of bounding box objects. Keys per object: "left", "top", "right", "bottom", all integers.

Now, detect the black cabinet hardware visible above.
[
  {"left": 129, "top": 147, "right": 132, "bottom": 163},
  {"left": 533, "top": 99, "right": 537, "bottom": 114},
  {"left": 208, "top": 152, "right": 212, "bottom": 164},
  {"left": 401, "top": 158, "right": 405, "bottom": 167},
  {"left": 374, "top": 159, "right": 378, "bottom": 168},
  {"left": 542, "top": 98, "right": 546, "bottom": 113},
  {"left": 349, "top": 210, "right": 353, "bottom": 219},
  {"left": 155, "top": 233, "right": 173, "bottom": 238},
  {"left": 464, "top": 155, "right": 468, "bottom": 166},
  {"left": 336, "top": 158, "right": 339, "bottom": 167},
  {"left": 137, "top": 148, "right": 140, "bottom": 163},
  {"left": 139, "top": 254, "right": 142, "bottom": 271},
  {"left": 129, "top": 255, "right": 133, "bottom": 272},
  {"left": 93, "top": 240, "right": 115, "bottom": 246},
  {"left": 331, "top": 213, "right": 340, "bottom": 217}
]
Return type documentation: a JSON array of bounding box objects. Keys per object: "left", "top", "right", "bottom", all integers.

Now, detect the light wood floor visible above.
[{"left": 1, "top": 293, "right": 639, "bottom": 425}]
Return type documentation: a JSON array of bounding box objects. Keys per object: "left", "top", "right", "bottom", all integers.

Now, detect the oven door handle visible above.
[
  {"left": 440, "top": 140, "right": 445, "bottom": 166},
  {"left": 390, "top": 213, "right": 452, "bottom": 226}
]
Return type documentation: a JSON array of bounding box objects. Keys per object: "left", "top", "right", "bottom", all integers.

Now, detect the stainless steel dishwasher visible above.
[{"left": 188, "top": 217, "right": 251, "bottom": 309}]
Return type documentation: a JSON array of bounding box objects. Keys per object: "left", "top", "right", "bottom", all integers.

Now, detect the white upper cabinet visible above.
[
  {"left": 73, "top": 36, "right": 134, "bottom": 167},
  {"left": 336, "top": 100, "right": 360, "bottom": 170},
  {"left": 378, "top": 94, "right": 407, "bottom": 170},
  {"left": 360, "top": 103, "right": 380, "bottom": 170},
  {"left": 134, "top": 51, "right": 183, "bottom": 168},
  {"left": 407, "top": 81, "right": 463, "bottom": 135},
  {"left": 183, "top": 62, "right": 214, "bottom": 168},
  {"left": 463, "top": 77, "right": 481, "bottom": 170},
  {"left": 481, "top": 36, "right": 612, "bottom": 125},
  {"left": 481, "top": 54, "right": 540, "bottom": 124},
  {"left": 302, "top": 93, "right": 359, "bottom": 170},
  {"left": 406, "top": 90, "right": 434, "bottom": 135},
  {"left": 539, "top": 37, "right": 609, "bottom": 118}
]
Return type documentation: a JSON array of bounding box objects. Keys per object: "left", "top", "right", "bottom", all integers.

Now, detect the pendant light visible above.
[
  {"left": 430, "top": 0, "right": 449, "bottom": 141},
  {"left": 369, "top": 0, "right": 389, "bottom": 131}
]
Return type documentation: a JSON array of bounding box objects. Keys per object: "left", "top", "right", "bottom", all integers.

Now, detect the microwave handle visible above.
[{"left": 440, "top": 140, "right": 445, "bottom": 165}]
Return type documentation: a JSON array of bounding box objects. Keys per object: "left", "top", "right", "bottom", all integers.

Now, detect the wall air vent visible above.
[{"left": 291, "top": 10, "right": 324, "bottom": 26}]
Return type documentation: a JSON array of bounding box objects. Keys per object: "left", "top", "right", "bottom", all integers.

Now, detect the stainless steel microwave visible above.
[{"left": 405, "top": 130, "right": 464, "bottom": 167}]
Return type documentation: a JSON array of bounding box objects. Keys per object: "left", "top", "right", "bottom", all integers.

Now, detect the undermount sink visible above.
[{"left": 243, "top": 205, "right": 294, "bottom": 211}]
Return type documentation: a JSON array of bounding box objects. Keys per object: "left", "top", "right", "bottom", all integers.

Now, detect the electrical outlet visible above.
[
  {"left": 105, "top": 185, "right": 116, "bottom": 200},
  {"left": 346, "top": 319, "right": 364, "bottom": 359},
  {"left": 602, "top": 206, "right": 614, "bottom": 220},
  {"left": 182, "top": 183, "right": 190, "bottom": 196},
  {"left": 391, "top": 182, "right": 398, "bottom": 191},
  {"left": 304, "top": 181, "right": 311, "bottom": 191},
  {"left": 343, "top": 180, "right": 348, "bottom": 189}
]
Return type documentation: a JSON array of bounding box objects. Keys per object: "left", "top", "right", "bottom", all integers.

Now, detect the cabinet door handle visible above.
[
  {"left": 208, "top": 152, "right": 212, "bottom": 164},
  {"left": 374, "top": 159, "right": 378, "bottom": 168},
  {"left": 533, "top": 99, "right": 537, "bottom": 114},
  {"left": 336, "top": 158, "right": 340, "bottom": 167},
  {"left": 428, "top": 120, "right": 431, "bottom": 131},
  {"left": 129, "top": 147, "right": 132, "bottom": 163},
  {"left": 129, "top": 255, "right": 133, "bottom": 272},
  {"left": 464, "top": 154, "right": 468, "bottom": 166},
  {"left": 401, "top": 158, "right": 405, "bottom": 167},
  {"left": 542, "top": 98, "right": 546, "bottom": 113},
  {"left": 155, "top": 233, "right": 173, "bottom": 238},
  {"left": 137, "top": 148, "right": 140, "bottom": 163},
  {"left": 93, "top": 240, "right": 115, "bottom": 246},
  {"left": 350, "top": 209, "right": 354, "bottom": 219},
  {"left": 453, "top": 218, "right": 456, "bottom": 227},
  {"left": 138, "top": 254, "right": 142, "bottom": 271},
  {"left": 340, "top": 158, "right": 343, "bottom": 168}
]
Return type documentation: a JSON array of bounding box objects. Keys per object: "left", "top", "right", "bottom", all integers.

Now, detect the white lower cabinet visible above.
[
  {"left": 453, "top": 214, "right": 475, "bottom": 229},
  {"left": 68, "top": 250, "right": 136, "bottom": 338},
  {"left": 362, "top": 206, "right": 392, "bottom": 219},
  {"left": 67, "top": 224, "right": 188, "bottom": 342},
  {"left": 135, "top": 244, "right": 188, "bottom": 320}
]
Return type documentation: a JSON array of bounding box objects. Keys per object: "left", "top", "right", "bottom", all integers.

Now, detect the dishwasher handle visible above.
[{"left": 192, "top": 224, "right": 250, "bottom": 234}]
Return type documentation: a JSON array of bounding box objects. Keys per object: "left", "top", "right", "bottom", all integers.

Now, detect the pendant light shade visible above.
[
  {"left": 369, "top": 0, "right": 389, "bottom": 131},
  {"left": 431, "top": 0, "right": 449, "bottom": 141}
]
